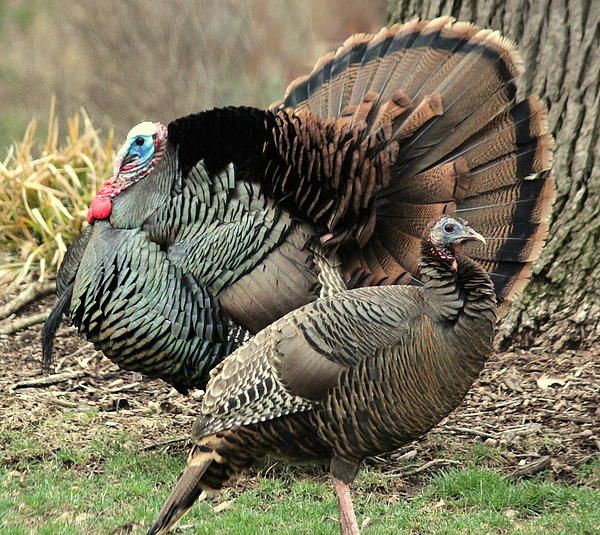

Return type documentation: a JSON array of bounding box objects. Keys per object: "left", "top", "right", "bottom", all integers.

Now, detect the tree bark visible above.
[{"left": 389, "top": 0, "right": 600, "bottom": 350}]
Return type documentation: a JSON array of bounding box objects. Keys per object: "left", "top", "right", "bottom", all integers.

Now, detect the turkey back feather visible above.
[{"left": 271, "top": 17, "right": 554, "bottom": 313}]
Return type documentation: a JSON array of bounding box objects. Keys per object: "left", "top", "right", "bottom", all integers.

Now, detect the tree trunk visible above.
[{"left": 388, "top": 0, "right": 599, "bottom": 350}]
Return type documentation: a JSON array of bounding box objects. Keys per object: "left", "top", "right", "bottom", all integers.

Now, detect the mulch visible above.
[{"left": 0, "top": 291, "right": 598, "bottom": 492}]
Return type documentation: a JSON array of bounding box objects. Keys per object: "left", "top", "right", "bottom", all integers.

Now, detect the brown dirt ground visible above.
[{"left": 0, "top": 291, "right": 598, "bottom": 493}]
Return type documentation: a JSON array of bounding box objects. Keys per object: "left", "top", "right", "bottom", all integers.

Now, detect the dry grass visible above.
[{"left": 0, "top": 99, "right": 113, "bottom": 286}]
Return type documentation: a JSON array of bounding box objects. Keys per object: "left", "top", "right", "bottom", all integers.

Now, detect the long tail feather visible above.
[
  {"left": 41, "top": 284, "right": 73, "bottom": 372},
  {"left": 147, "top": 447, "right": 214, "bottom": 535}
]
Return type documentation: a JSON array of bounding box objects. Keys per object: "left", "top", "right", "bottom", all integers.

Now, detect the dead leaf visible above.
[
  {"left": 503, "top": 369, "right": 524, "bottom": 392},
  {"left": 397, "top": 449, "right": 417, "bottom": 461},
  {"left": 536, "top": 376, "right": 566, "bottom": 389},
  {"left": 213, "top": 499, "right": 235, "bottom": 514},
  {"left": 433, "top": 499, "right": 447, "bottom": 509},
  {"left": 3, "top": 470, "right": 24, "bottom": 486}
]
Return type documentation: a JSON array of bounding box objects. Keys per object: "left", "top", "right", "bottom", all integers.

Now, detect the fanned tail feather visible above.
[{"left": 272, "top": 18, "right": 554, "bottom": 312}]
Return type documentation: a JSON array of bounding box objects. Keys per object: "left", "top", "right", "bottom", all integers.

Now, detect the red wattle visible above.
[{"left": 87, "top": 195, "right": 112, "bottom": 223}]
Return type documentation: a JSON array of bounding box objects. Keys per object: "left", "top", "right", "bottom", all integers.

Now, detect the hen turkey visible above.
[
  {"left": 146, "top": 216, "right": 496, "bottom": 535},
  {"left": 43, "top": 17, "right": 554, "bottom": 392}
]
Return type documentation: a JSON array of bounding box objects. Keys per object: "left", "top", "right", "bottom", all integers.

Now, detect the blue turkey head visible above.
[{"left": 87, "top": 121, "right": 168, "bottom": 223}]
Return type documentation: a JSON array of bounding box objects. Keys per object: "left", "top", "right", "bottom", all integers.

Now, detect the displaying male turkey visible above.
[
  {"left": 146, "top": 215, "right": 496, "bottom": 535},
  {"left": 43, "top": 17, "right": 554, "bottom": 393}
]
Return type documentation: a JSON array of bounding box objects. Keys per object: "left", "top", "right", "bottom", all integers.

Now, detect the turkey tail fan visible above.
[
  {"left": 272, "top": 18, "right": 554, "bottom": 314},
  {"left": 272, "top": 30, "right": 375, "bottom": 118},
  {"left": 458, "top": 175, "right": 555, "bottom": 314}
]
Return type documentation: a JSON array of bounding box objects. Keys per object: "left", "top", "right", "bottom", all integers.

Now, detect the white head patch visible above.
[{"left": 126, "top": 121, "right": 157, "bottom": 139}]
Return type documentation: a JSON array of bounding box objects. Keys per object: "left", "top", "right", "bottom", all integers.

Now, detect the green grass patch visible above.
[{"left": 0, "top": 430, "right": 598, "bottom": 534}]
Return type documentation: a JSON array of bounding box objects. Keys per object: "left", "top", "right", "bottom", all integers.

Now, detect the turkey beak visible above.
[{"left": 462, "top": 227, "right": 486, "bottom": 245}]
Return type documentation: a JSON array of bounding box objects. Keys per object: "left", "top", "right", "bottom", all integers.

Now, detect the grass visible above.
[
  {"left": 1, "top": 426, "right": 598, "bottom": 535},
  {"left": 0, "top": 99, "right": 113, "bottom": 286}
]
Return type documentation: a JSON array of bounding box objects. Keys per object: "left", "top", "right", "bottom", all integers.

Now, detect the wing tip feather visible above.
[
  {"left": 523, "top": 96, "right": 554, "bottom": 174},
  {"left": 498, "top": 174, "right": 555, "bottom": 314},
  {"left": 422, "top": 15, "right": 455, "bottom": 35},
  {"left": 537, "top": 176, "right": 556, "bottom": 224}
]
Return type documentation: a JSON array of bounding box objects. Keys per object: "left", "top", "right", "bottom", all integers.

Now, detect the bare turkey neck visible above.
[
  {"left": 419, "top": 243, "right": 497, "bottom": 365},
  {"left": 108, "top": 144, "right": 178, "bottom": 229}
]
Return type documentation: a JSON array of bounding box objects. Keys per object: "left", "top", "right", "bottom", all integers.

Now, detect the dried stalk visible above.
[
  {"left": 13, "top": 370, "right": 87, "bottom": 389},
  {"left": 0, "top": 282, "right": 56, "bottom": 321},
  {"left": 0, "top": 311, "right": 49, "bottom": 335}
]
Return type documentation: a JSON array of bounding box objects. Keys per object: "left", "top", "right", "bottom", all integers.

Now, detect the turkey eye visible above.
[
  {"left": 444, "top": 223, "right": 455, "bottom": 233},
  {"left": 135, "top": 137, "right": 145, "bottom": 146},
  {"left": 152, "top": 133, "right": 157, "bottom": 140}
]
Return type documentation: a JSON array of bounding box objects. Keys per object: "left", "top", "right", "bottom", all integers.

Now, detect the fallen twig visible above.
[
  {"left": 387, "top": 458, "right": 461, "bottom": 477},
  {"left": 443, "top": 425, "right": 499, "bottom": 439},
  {"left": 548, "top": 414, "right": 594, "bottom": 424},
  {"left": 0, "top": 311, "right": 50, "bottom": 335},
  {"left": 509, "top": 456, "right": 551, "bottom": 478},
  {"left": 12, "top": 370, "right": 87, "bottom": 389},
  {"left": 108, "top": 382, "right": 141, "bottom": 394},
  {"left": 141, "top": 436, "right": 189, "bottom": 451},
  {"left": 0, "top": 282, "right": 56, "bottom": 321},
  {"left": 45, "top": 397, "right": 82, "bottom": 409},
  {"left": 213, "top": 499, "right": 235, "bottom": 514}
]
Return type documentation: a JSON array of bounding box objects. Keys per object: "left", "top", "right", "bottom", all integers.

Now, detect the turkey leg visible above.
[{"left": 333, "top": 476, "right": 360, "bottom": 535}]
